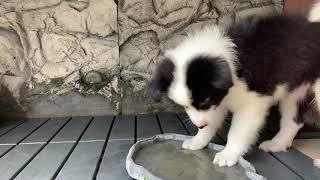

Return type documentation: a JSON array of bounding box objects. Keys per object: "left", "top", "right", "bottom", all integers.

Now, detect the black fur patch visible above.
[
  {"left": 146, "top": 58, "right": 175, "bottom": 102},
  {"left": 186, "top": 56, "right": 233, "bottom": 110},
  {"left": 229, "top": 15, "right": 320, "bottom": 95}
]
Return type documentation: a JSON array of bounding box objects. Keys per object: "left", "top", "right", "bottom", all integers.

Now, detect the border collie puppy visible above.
[{"left": 147, "top": 4, "right": 320, "bottom": 167}]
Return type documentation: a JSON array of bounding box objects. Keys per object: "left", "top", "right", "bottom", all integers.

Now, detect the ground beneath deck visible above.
[{"left": 0, "top": 113, "right": 319, "bottom": 180}]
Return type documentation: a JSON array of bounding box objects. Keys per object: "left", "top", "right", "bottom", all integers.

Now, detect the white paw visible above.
[
  {"left": 182, "top": 137, "right": 208, "bottom": 150},
  {"left": 259, "top": 140, "right": 290, "bottom": 152},
  {"left": 213, "top": 150, "right": 239, "bottom": 167}
]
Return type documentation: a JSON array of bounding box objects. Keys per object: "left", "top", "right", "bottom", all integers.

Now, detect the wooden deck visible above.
[{"left": 0, "top": 113, "right": 319, "bottom": 180}]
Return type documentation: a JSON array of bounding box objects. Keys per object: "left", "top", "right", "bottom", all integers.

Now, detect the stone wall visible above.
[{"left": 0, "top": 0, "right": 282, "bottom": 117}]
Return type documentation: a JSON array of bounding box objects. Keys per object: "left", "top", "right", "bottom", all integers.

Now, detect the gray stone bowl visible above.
[{"left": 126, "top": 133, "right": 266, "bottom": 180}]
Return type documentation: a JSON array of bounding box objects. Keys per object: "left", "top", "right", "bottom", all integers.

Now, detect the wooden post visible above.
[{"left": 284, "top": 0, "right": 315, "bottom": 15}]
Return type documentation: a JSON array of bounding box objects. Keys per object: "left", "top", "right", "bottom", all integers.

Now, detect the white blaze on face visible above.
[
  {"left": 185, "top": 106, "right": 217, "bottom": 127},
  {"left": 167, "top": 69, "right": 191, "bottom": 107}
]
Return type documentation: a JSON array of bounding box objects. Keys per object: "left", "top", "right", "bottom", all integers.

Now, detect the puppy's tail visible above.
[{"left": 308, "top": 1, "right": 320, "bottom": 22}]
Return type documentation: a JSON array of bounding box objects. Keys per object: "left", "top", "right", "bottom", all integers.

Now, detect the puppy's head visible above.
[
  {"left": 147, "top": 56, "right": 232, "bottom": 128},
  {"left": 147, "top": 26, "right": 235, "bottom": 128}
]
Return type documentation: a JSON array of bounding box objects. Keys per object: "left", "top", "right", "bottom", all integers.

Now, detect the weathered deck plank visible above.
[
  {"left": 259, "top": 125, "right": 320, "bottom": 180},
  {"left": 15, "top": 143, "right": 74, "bottom": 180},
  {"left": 14, "top": 117, "right": 92, "bottom": 180},
  {"left": 0, "top": 120, "right": 24, "bottom": 137},
  {"left": 0, "top": 144, "right": 42, "bottom": 179},
  {"left": 272, "top": 149, "right": 320, "bottom": 180},
  {"left": 137, "top": 114, "right": 161, "bottom": 140},
  {"left": 96, "top": 115, "right": 134, "bottom": 180},
  {"left": 0, "top": 117, "right": 70, "bottom": 179},
  {"left": 55, "top": 116, "right": 113, "bottom": 180},
  {"left": 157, "top": 113, "right": 188, "bottom": 135},
  {"left": 21, "top": 117, "right": 69, "bottom": 144},
  {"left": 0, "top": 118, "right": 48, "bottom": 145},
  {"left": 51, "top": 117, "right": 92, "bottom": 143}
]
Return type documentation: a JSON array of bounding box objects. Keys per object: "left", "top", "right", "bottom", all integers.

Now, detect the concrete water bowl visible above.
[{"left": 126, "top": 134, "right": 266, "bottom": 180}]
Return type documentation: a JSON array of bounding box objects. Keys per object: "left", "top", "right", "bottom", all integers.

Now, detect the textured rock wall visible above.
[
  {"left": 0, "top": 0, "right": 120, "bottom": 117},
  {"left": 0, "top": 0, "right": 282, "bottom": 117}
]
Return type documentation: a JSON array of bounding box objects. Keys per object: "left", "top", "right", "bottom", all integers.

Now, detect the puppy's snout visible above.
[{"left": 195, "top": 120, "right": 208, "bottom": 129}]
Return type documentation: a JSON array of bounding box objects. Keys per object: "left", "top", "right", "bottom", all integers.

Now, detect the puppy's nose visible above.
[{"left": 195, "top": 120, "right": 208, "bottom": 129}]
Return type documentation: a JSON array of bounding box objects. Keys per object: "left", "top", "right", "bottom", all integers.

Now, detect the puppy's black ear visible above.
[
  {"left": 212, "top": 60, "right": 233, "bottom": 90},
  {"left": 146, "top": 58, "right": 175, "bottom": 102}
]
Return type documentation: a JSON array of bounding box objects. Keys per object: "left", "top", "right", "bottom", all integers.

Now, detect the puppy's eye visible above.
[
  {"left": 198, "top": 97, "right": 211, "bottom": 109},
  {"left": 184, "top": 106, "right": 189, "bottom": 109},
  {"left": 203, "top": 97, "right": 211, "bottom": 103}
]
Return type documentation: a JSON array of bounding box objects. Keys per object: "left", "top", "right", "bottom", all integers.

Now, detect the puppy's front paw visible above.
[
  {"left": 259, "top": 140, "right": 289, "bottom": 152},
  {"left": 213, "top": 150, "right": 239, "bottom": 167},
  {"left": 182, "top": 137, "right": 207, "bottom": 150}
]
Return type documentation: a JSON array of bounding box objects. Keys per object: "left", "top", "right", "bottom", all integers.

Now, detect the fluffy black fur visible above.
[
  {"left": 186, "top": 56, "right": 233, "bottom": 110},
  {"left": 146, "top": 58, "right": 175, "bottom": 102},
  {"left": 229, "top": 15, "right": 320, "bottom": 95}
]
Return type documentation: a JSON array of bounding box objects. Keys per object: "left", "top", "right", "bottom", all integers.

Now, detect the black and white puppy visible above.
[{"left": 147, "top": 3, "right": 320, "bottom": 167}]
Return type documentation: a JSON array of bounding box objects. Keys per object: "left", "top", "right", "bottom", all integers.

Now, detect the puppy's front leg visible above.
[{"left": 214, "top": 105, "right": 268, "bottom": 167}]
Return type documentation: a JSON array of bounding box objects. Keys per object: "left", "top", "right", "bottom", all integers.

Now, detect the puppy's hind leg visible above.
[
  {"left": 312, "top": 80, "right": 320, "bottom": 168},
  {"left": 259, "top": 85, "right": 309, "bottom": 152},
  {"left": 313, "top": 79, "right": 320, "bottom": 115}
]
